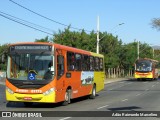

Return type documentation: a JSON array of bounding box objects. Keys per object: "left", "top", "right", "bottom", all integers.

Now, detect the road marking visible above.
[
  {"left": 136, "top": 93, "right": 141, "bottom": 96},
  {"left": 152, "top": 85, "right": 155, "bottom": 87},
  {"left": 145, "top": 89, "right": 149, "bottom": 91},
  {"left": 143, "top": 82, "right": 148, "bottom": 83},
  {"left": 127, "top": 82, "right": 132, "bottom": 84},
  {"left": 119, "top": 82, "right": 124, "bottom": 83},
  {"left": 122, "top": 99, "right": 128, "bottom": 102},
  {"left": 97, "top": 105, "right": 109, "bottom": 109},
  {"left": 59, "top": 117, "right": 72, "bottom": 120},
  {"left": 109, "top": 89, "right": 112, "bottom": 91}
]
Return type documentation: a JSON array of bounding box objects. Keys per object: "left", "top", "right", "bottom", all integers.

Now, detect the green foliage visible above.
[
  {"left": 35, "top": 36, "right": 51, "bottom": 42},
  {"left": 154, "top": 49, "right": 160, "bottom": 62},
  {"left": 100, "top": 33, "right": 122, "bottom": 68},
  {"left": 120, "top": 42, "right": 137, "bottom": 70},
  {"left": 53, "top": 28, "right": 96, "bottom": 52},
  {"left": 151, "top": 18, "right": 160, "bottom": 31},
  {"left": 0, "top": 44, "right": 9, "bottom": 70}
]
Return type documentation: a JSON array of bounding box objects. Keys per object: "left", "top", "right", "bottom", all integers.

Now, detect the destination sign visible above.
[
  {"left": 10, "top": 45, "right": 52, "bottom": 52},
  {"left": 15, "top": 46, "right": 49, "bottom": 50}
]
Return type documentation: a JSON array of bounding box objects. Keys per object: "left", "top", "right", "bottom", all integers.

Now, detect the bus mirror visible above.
[{"left": 50, "top": 66, "right": 54, "bottom": 72}]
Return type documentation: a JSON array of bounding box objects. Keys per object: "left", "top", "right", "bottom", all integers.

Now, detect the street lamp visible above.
[{"left": 96, "top": 16, "right": 124, "bottom": 54}]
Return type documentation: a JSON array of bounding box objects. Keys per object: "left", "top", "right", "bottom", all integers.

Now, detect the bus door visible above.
[{"left": 55, "top": 49, "right": 66, "bottom": 101}]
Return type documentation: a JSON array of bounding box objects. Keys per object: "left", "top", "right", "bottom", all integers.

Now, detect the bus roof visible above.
[
  {"left": 136, "top": 58, "right": 159, "bottom": 63},
  {"left": 9, "top": 42, "right": 53, "bottom": 46},
  {"left": 9, "top": 42, "right": 104, "bottom": 57}
]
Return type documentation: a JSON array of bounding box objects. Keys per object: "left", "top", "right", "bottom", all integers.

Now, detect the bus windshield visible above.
[
  {"left": 7, "top": 53, "right": 54, "bottom": 81},
  {"left": 135, "top": 60, "right": 152, "bottom": 72}
]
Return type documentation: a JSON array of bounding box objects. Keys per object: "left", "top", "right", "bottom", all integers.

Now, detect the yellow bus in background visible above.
[{"left": 134, "top": 58, "right": 159, "bottom": 80}]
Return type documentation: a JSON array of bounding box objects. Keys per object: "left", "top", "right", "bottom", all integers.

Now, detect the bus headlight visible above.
[
  {"left": 43, "top": 88, "right": 55, "bottom": 96},
  {"left": 6, "top": 87, "right": 14, "bottom": 94}
]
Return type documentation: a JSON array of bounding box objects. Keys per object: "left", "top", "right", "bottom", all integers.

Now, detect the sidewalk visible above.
[
  {"left": 0, "top": 77, "right": 5, "bottom": 85},
  {"left": 104, "top": 77, "right": 133, "bottom": 84}
]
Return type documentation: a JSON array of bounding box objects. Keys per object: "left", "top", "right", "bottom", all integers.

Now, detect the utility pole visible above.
[
  {"left": 137, "top": 40, "right": 139, "bottom": 59},
  {"left": 152, "top": 48, "right": 154, "bottom": 58},
  {"left": 96, "top": 16, "right": 100, "bottom": 54}
]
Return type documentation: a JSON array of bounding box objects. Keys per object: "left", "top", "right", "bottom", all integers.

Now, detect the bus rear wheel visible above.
[
  {"left": 89, "top": 84, "right": 96, "bottom": 99},
  {"left": 62, "top": 89, "right": 71, "bottom": 106}
]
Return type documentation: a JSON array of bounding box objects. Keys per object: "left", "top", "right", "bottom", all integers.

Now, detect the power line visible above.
[
  {"left": 0, "top": 11, "right": 55, "bottom": 33},
  {"left": 0, "top": 13, "right": 54, "bottom": 35},
  {"left": 9, "top": 0, "right": 92, "bottom": 32}
]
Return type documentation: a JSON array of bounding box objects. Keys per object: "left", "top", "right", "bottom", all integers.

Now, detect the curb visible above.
[
  {"left": 0, "top": 78, "right": 5, "bottom": 85},
  {"left": 104, "top": 77, "right": 132, "bottom": 84}
]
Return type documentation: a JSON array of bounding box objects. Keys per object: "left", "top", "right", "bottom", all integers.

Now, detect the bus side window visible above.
[
  {"left": 100, "top": 58, "right": 103, "bottom": 71},
  {"left": 67, "top": 52, "right": 75, "bottom": 71},
  {"left": 95, "top": 57, "right": 100, "bottom": 71},
  {"left": 57, "top": 55, "right": 64, "bottom": 79},
  {"left": 75, "top": 53, "right": 82, "bottom": 71},
  {"left": 90, "top": 56, "right": 94, "bottom": 71},
  {"left": 82, "top": 55, "right": 89, "bottom": 71}
]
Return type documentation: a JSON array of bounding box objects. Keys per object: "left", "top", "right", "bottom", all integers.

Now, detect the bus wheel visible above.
[
  {"left": 62, "top": 89, "right": 71, "bottom": 106},
  {"left": 89, "top": 84, "right": 96, "bottom": 99},
  {"left": 23, "top": 102, "right": 33, "bottom": 107}
]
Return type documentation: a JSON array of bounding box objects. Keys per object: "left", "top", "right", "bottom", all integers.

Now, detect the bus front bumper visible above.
[
  {"left": 134, "top": 74, "right": 153, "bottom": 79},
  {"left": 6, "top": 90, "right": 56, "bottom": 103}
]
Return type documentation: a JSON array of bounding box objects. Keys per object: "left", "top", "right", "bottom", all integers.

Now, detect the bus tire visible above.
[
  {"left": 89, "top": 84, "right": 96, "bottom": 99},
  {"left": 62, "top": 89, "right": 71, "bottom": 106}
]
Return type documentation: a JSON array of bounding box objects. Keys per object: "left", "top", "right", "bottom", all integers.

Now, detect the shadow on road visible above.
[
  {"left": 124, "top": 78, "right": 159, "bottom": 82},
  {"left": 107, "top": 106, "right": 141, "bottom": 111},
  {"left": 6, "top": 95, "right": 95, "bottom": 108}
]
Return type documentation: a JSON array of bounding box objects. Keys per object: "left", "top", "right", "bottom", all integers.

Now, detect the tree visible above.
[
  {"left": 35, "top": 36, "right": 51, "bottom": 42},
  {"left": 100, "top": 32, "right": 122, "bottom": 68},
  {"left": 139, "top": 43, "right": 153, "bottom": 59},
  {"left": 120, "top": 42, "right": 137, "bottom": 70},
  {"left": 151, "top": 18, "right": 160, "bottom": 31},
  {"left": 0, "top": 44, "right": 9, "bottom": 70},
  {"left": 53, "top": 27, "right": 96, "bottom": 52},
  {"left": 154, "top": 49, "right": 160, "bottom": 61}
]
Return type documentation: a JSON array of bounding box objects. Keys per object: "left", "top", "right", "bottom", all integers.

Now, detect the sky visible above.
[{"left": 0, "top": 0, "right": 160, "bottom": 46}]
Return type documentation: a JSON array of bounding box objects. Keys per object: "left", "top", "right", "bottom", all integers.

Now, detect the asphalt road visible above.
[{"left": 1, "top": 78, "right": 160, "bottom": 120}]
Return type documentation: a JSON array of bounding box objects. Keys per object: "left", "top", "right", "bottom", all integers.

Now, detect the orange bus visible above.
[
  {"left": 6, "top": 42, "right": 105, "bottom": 106},
  {"left": 134, "top": 58, "right": 159, "bottom": 80}
]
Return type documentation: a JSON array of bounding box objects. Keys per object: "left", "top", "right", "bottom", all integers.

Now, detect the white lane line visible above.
[
  {"left": 59, "top": 117, "right": 72, "bottom": 120},
  {"left": 109, "top": 89, "right": 113, "bottom": 91},
  {"left": 121, "top": 99, "right": 128, "bottom": 102},
  {"left": 143, "top": 82, "right": 148, "bottom": 83},
  {"left": 145, "top": 89, "right": 149, "bottom": 91},
  {"left": 127, "top": 82, "right": 132, "bottom": 85},
  {"left": 152, "top": 85, "right": 155, "bottom": 87},
  {"left": 97, "top": 105, "right": 109, "bottom": 109},
  {"left": 119, "top": 82, "right": 124, "bottom": 83},
  {"left": 136, "top": 93, "right": 141, "bottom": 96}
]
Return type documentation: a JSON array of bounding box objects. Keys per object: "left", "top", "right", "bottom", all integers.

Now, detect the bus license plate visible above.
[{"left": 23, "top": 97, "right": 32, "bottom": 100}]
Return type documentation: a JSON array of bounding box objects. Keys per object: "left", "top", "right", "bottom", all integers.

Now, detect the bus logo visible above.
[{"left": 28, "top": 73, "right": 35, "bottom": 80}]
